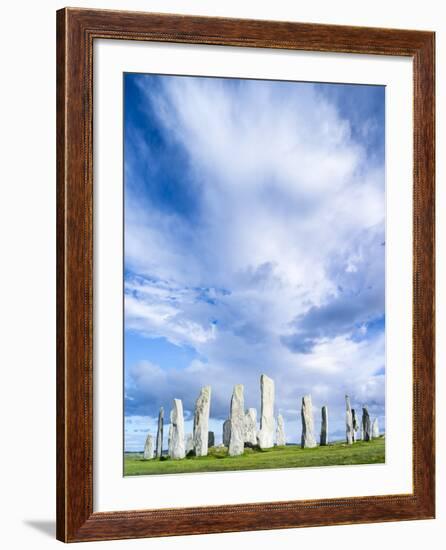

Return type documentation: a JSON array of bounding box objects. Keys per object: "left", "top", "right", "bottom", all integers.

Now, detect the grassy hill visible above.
[{"left": 124, "top": 437, "right": 385, "bottom": 476}]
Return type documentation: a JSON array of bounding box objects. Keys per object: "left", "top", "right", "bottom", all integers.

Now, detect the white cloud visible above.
[
  {"left": 124, "top": 76, "right": 385, "bottom": 444},
  {"left": 125, "top": 277, "right": 217, "bottom": 346}
]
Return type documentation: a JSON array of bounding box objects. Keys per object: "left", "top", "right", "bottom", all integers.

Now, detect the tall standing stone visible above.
[
  {"left": 244, "top": 408, "right": 257, "bottom": 447},
  {"left": 169, "top": 398, "right": 185, "bottom": 459},
  {"left": 193, "top": 385, "right": 212, "bottom": 457},
  {"left": 185, "top": 433, "right": 194, "bottom": 455},
  {"left": 143, "top": 434, "right": 154, "bottom": 459},
  {"left": 258, "top": 374, "right": 275, "bottom": 449},
  {"left": 346, "top": 395, "right": 354, "bottom": 445},
  {"left": 301, "top": 395, "right": 317, "bottom": 448},
  {"left": 208, "top": 431, "right": 215, "bottom": 447},
  {"left": 223, "top": 419, "right": 231, "bottom": 447},
  {"left": 229, "top": 384, "right": 245, "bottom": 456},
  {"left": 320, "top": 405, "right": 328, "bottom": 446},
  {"left": 155, "top": 407, "right": 164, "bottom": 458},
  {"left": 168, "top": 412, "right": 173, "bottom": 456},
  {"left": 276, "top": 413, "right": 286, "bottom": 446},
  {"left": 362, "top": 407, "right": 372, "bottom": 441},
  {"left": 352, "top": 408, "right": 359, "bottom": 443},
  {"left": 372, "top": 418, "right": 380, "bottom": 438}
]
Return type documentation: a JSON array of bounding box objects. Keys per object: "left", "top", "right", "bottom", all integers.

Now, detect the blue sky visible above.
[{"left": 124, "top": 73, "right": 385, "bottom": 451}]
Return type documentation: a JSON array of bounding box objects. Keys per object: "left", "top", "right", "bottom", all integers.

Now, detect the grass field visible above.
[{"left": 124, "top": 437, "right": 385, "bottom": 476}]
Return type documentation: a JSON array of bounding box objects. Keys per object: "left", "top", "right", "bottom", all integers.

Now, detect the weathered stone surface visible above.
[
  {"left": 208, "top": 431, "right": 215, "bottom": 447},
  {"left": 345, "top": 395, "right": 354, "bottom": 445},
  {"left": 352, "top": 408, "right": 359, "bottom": 443},
  {"left": 223, "top": 419, "right": 231, "bottom": 447},
  {"left": 193, "top": 385, "right": 212, "bottom": 457},
  {"left": 256, "top": 429, "right": 261, "bottom": 446},
  {"left": 169, "top": 398, "right": 186, "bottom": 459},
  {"left": 276, "top": 413, "right": 286, "bottom": 446},
  {"left": 372, "top": 418, "right": 380, "bottom": 438},
  {"left": 229, "top": 384, "right": 245, "bottom": 456},
  {"left": 143, "top": 434, "right": 154, "bottom": 459},
  {"left": 168, "top": 412, "right": 173, "bottom": 457},
  {"left": 155, "top": 407, "right": 164, "bottom": 458},
  {"left": 185, "top": 433, "right": 194, "bottom": 455},
  {"left": 362, "top": 407, "right": 372, "bottom": 441},
  {"left": 258, "top": 374, "right": 275, "bottom": 449},
  {"left": 320, "top": 405, "right": 328, "bottom": 446},
  {"left": 244, "top": 408, "right": 257, "bottom": 447},
  {"left": 301, "top": 395, "right": 317, "bottom": 448}
]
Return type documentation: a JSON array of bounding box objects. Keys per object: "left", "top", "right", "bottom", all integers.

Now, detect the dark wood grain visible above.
[{"left": 56, "top": 7, "right": 435, "bottom": 543}]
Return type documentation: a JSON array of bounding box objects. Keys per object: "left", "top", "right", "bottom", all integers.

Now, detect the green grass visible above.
[{"left": 124, "top": 437, "right": 385, "bottom": 476}]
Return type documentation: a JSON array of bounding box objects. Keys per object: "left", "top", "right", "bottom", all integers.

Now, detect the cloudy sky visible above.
[{"left": 123, "top": 73, "right": 385, "bottom": 452}]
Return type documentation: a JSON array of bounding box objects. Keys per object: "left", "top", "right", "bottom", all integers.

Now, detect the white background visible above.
[
  {"left": 95, "top": 41, "right": 413, "bottom": 511},
  {"left": 0, "top": 0, "right": 444, "bottom": 548}
]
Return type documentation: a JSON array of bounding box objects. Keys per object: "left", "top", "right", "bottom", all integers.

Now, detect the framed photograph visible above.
[{"left": 56, "top": 8, "right": 435, "bottom": 542}]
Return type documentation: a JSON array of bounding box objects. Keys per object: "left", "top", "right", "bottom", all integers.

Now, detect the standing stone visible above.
[
  {"left": 301, "top": 395, "right": 317, "bottom": 448},
  {"left": 352, "top": 408, "right": 359, "bottom": 443},
  {"left": 155, "top": 407, "right": 164, "bottom": 458},
  {"left": 168, "top": 412, "right": 173, "bottom": 456},
  {"left": 169, "top": 398, "right": 185, "bottom": 459},
  {"left": 372, "top": 418, "right": 380, "bottom": 438},
  {"left": 229, "top": 384, "right": 245, "bottom": 456},
  {"left": 208, "top": 431, "right": 215, "bottom": 447},
  {"left": 258, "top": 374, "right": 275, "bottom": 449},
  {"left": 244, "top": 408, "right": 257, "bottom": 447},
  {"left": 320, "top": 405, "right": 328, "bottom": 446},
  {"left": 276, "top": 413, "right": 286, "bottom": 446},
  {"left": 346, "top": 395, "right": 354, "bottom": 445},
  {"left": 143, "top": 434, "right": 154, "bottom": 459},
  {"left": 223, "top": 419, "right": 231, "bottom": 447},
  {"left": 185, "top": 433, "right": 194, "bottom": 455},
  {"left": 193, "top": 385, "right": 212, "bottom": 457},
  {"left": 362, "top": 407, "right": 372, "bottom": 441}
]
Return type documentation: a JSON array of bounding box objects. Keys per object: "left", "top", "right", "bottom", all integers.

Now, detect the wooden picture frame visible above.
[{"left": 56, "top": 7, "right": 435, "bottom": 542}]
